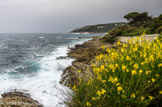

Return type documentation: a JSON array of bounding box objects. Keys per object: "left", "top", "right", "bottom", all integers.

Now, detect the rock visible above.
[
  {"left": 56, "top": 56, "right": 69, "bottom": 60},
  {"left": 60, "top": 36, "right": 109, "bottom": 86},
  {"left": 0, "top": 92, "right": 43, "bottom": 107}
]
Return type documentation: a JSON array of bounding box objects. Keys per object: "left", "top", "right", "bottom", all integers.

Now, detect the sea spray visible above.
[{"left": 0, "top": 33, "right": 96, "bottom": 106}]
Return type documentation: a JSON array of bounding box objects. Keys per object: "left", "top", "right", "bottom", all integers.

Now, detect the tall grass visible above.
[{"left": 68, "top": 33, "right": 162, "bottom": 107}]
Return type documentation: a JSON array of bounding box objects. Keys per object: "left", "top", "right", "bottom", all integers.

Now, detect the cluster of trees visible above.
[
  {"left": 107, "top": 12, "right": 162, "bottom": 37},
  {"left": 124, "top": 12, "right": 152, "bottom": 27}
]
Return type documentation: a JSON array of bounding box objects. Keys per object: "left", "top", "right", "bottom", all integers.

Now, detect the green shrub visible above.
[
  {"left": 68, "top": 34, "right": 162, "bottom": 107},
  {"left": 102, "top": 34, "right": 117, "bottom": 44}
]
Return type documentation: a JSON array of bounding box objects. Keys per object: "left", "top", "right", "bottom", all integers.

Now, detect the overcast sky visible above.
[{"left": 0, "top": 0, "right": 161, "bottom": 33}]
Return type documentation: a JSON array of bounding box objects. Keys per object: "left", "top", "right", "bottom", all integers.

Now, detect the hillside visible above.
[
  {"left": 108, "top": 12, "right": 162, "bottom": 37},
  {"left": 70, "top": 22, "right": 126, "bottom": 33}
]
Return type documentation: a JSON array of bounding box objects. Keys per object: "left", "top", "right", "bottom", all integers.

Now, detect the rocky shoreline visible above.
[
  {"left": 0, "top": 36, "right": 106, "bottom": 107},
  {"left": 60, "top": 35, "right": 111, "bottom": 86},
  {"left": 0, "top": 34, "right": 158, "bottom": 106}
]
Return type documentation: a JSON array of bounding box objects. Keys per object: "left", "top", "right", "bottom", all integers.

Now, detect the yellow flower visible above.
[
  {"left": 151, "top": 78, "right": 155, "bottom": 82},
  {"left": 101, "top": 45, "right": 105, "bottom": 49},
  {"left": 102, "top": 80, "right": 106, "bottom": 83},
  {"left": 122, "top": 65, "right": 126, "bottom": 71},
  {"left": 96, "top": 90, "right": 101, "bottom": 96},
  {"left": 92, "top": 97, "right": 96, "bottom": 101},
  {"left": 130, "top": 93, "right": 135, "bottom": 98},
  {"left": 96, "top": 54, "right": 104, "bottom": 60},
  {"left": 91, "top": 64, "right": 95, "bottom": 67},
  {"left": 131, "top": 70, "right": 137, "bottom": 76},
  {"left": 133, "top": 47, "right": 137, "bottom": 52},
  {"left": 117, "top": 86, "right": 123, "bottom": 92},
  {"left": 141, "top": 62, "right": 145, "bottom": 65},
  {"left": 109, "top": 64, "right": 114, "bottom": 70},
  {"left": 72, "top": 85, "right": 77, "bottom": 91},
  {"left": 126, "top": 56, "right": 131, "bottom": 61},
  {"left": 86, "top": 102, "right": 91, "bottom": 106},
  {"left": 109, "top": 76, "right": 114, "bottom": 83},
  {"left": 141, "top": 96, "right": 145, "bottom": 101},
  {"left": 158, "top": 63, "right": 162, "bottom": 67},
  {"left": 106, "top": 48, "right": 111, "bottom": 53},
  {"left": 105, "top": 69, "right": 109, "bottom": 72},
  {"left": 147, "top": 81, "right": 151, "bottom": 83},
  {"left": 133, "top": 63, "right": 138, "bottom": 69},
  {"left": 117, "top": 41, "right": 121, "bottom": 46},
  {"left": 78, "top": 70, "right": 81, "bottom": 73},
  {"left": 137, "top": 36, "right": 140, "bottom": 40},
  {"left": 159, "top": 91, "right": 162, "bottom": 94},
  {"left": 114, "top": 77, "right": 118, "bottom": 83},
  {"left": 149, "top": 96, "right": 154, "bottom": 100},
  {"left": 116, "top": 83, "right": 120, "bottom": 86},
  {"left": 126, "top": 69, "right": 129, "bottom": 72},
  {"left": 115, "top": 64, "right": 119, "bottom": 68},
  {"left": 121, "top": 48, "right": 125, "bottom": 53},
  {"left": 97, "top": 75, "right": 102, "bottom": 80},
  {"left": 155, "top": 74, "right": 160, "bottom": 78},
  {"left": 149, "top": 55, "right": 154, "bottom": 62},
  {"left": 146, "top": 71, "right": 149, "bottom": 75},
  {"left": 130, "top": 61, "right": 134, "bottom": 66},
  {"left": 142, "top": 32, "right": 146, "bottom": 35},
  {"left": 112, "top": 68, "right": 115, "bottom": 72},
  {"left": 100, "top": 65, "right": 104, "bottom": 70},
  {"left": 127, "top": 39, "right": 130, "bottom": 43},
  {"left": 101, "top": 89, "right": 106, "bottom": 94},
  {"left": 123, "top": 44, "right": 127, "bottom": 48},
  {"left": 139, "top": 70, "right": 143, "bottom": 75}
]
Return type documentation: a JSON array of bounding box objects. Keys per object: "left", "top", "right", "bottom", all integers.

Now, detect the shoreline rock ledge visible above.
[
  {"left": 60, "top": 35, "right": 108, "bottom": 86},
  {"left": 0, "top": 92, "right": 43, "bottom": 107}
]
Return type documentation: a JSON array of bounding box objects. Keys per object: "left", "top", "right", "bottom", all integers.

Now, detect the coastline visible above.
[
  {"left": 60, "top": 34, "right": 160, "bottom": 86},
  {"left": 0, "top": 34, "right": 104, "bottom": 107},
  {"left": 0, "top": 34, "right": 159, "bottom": 106},
  {"left": 60, "top": 35, "right": 108, "bottom": 86}
]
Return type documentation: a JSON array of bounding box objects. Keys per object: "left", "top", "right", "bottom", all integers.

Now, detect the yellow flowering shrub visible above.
[{"left": 69, "top": 33, "right": 162, "bottom": 106}]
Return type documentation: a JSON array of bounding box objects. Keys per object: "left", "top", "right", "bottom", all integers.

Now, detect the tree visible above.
[
  {"left": 124, "top": 12, "right": 152, "bottom": 27},
  {"left": 149, "top": 14, "right": 162, "bottom": 33}
]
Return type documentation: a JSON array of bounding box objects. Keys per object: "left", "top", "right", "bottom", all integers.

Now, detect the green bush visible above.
[
  {"left": 67, "top": 34, "right": 162, "bottom": 107},
  {"left": 107, "top": 13, "right": 162, "bottom": 37},
  {"left": 102, "top": 34, "right": 117, "bottom": 44}
]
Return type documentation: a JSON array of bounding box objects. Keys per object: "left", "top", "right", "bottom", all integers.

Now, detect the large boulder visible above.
[{"left": 0, "top": 92, "right": 43, "bottom": 107}]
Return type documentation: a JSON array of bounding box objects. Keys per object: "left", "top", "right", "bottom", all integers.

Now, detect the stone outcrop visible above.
[
  {"left": 0, "top": 92, "right": 43, "bottom": 107},
  {"left": 60, "top": 36, "right": 111, "bottom": 86}
]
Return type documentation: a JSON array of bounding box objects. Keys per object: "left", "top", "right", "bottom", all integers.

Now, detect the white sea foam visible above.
[
  {"left": 38, "top": 36, "right": 45, "bottom": 39},
  {"left": 0, "top": 38, "right": 91, "bottom": 106}
]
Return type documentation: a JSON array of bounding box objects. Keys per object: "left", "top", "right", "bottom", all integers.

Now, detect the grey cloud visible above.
[{"left": 0, "top": 0, "right": 161, "bottom": 33}]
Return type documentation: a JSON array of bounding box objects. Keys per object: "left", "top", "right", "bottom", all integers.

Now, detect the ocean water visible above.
[{"left": 0, "top": 33, "right": 102, "bottom": 107}]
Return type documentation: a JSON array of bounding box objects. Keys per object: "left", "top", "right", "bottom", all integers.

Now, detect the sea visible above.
[{"left": 0, "top": 33, "right": 103, "bottom": 107}]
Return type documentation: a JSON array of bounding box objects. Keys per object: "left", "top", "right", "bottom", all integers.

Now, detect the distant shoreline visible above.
[{"left": 68, "top": 32, "right": 106, "bottom": 34}]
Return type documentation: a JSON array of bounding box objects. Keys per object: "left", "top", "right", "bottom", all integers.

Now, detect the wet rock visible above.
[
  {"left": 0, "top": 92, "right": 43, "bottom": 107},
  {"left": 60, "top": 36, "right": 109, "bottom": 86},
  {"left": 56, "top": 56, "right": 69, "bottom": 60}
]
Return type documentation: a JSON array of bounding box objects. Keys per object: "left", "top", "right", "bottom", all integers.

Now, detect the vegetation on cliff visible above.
[
  {"left": 67, "top": 33, "right": 162, "bottom": 106},
  {"left": 108, "top": 12, "right": 162, "bottom": 37},
  {"left": 70, "top": 22, "right": 126, "bottom": 33},
  {"left": 102, "top": 12, "right": 162, "bottom": 44}
]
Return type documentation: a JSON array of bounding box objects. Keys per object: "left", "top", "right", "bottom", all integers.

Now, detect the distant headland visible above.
[{"left": 70, "top": 22, "right": 126, "bottom": 34}]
